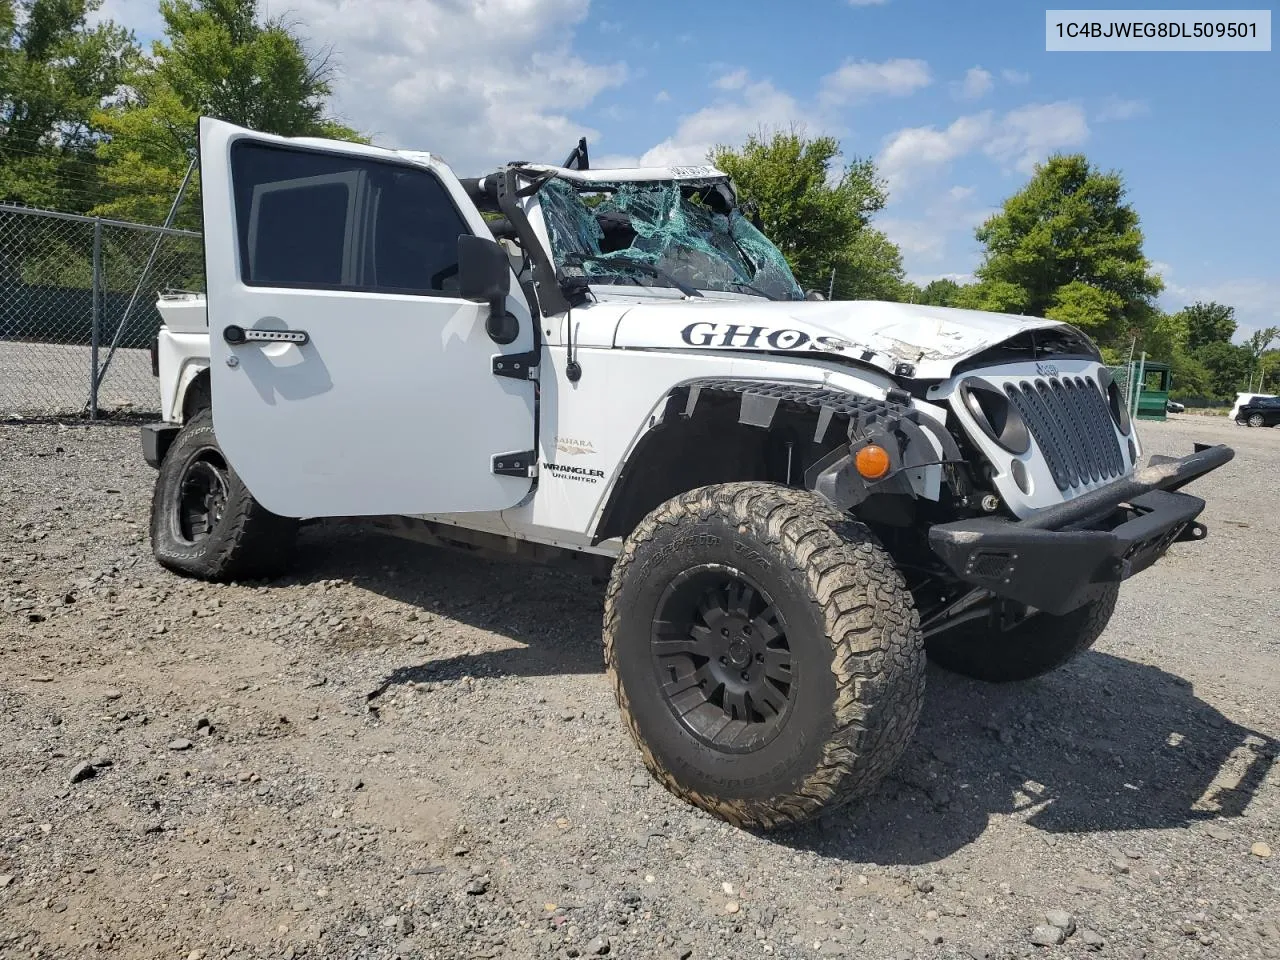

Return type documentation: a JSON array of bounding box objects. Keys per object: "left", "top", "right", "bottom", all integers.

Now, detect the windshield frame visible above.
[{"left": 531, "top": 176, "right": 804, "bottom": 302}]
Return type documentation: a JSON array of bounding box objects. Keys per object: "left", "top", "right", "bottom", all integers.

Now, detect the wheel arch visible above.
[
  {"left": 592, "top": 377, "right": 959, "bottom": 544},
  {"left": 179, "top": 366, "right": 212, "bottom": 422}
]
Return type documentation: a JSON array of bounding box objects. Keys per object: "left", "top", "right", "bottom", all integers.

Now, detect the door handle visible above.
[{"left": 223, "top": 324, "right": 309, "bottom": 346}]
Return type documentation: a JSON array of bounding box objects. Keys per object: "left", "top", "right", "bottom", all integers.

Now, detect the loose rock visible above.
[
  {"left": 1030, "top": 925, "right": 1066, "bottom": 947},
  {"left": 1045, "top": 909, "right": 1075, "bottom": 936}
]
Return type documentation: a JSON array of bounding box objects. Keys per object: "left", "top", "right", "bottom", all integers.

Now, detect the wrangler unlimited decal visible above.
[
  {"left": 544, "top": 462, "right": 605, "bottom": 483},
  {"left": 680, "top": 321, "right": 851, "bottom": 353}
]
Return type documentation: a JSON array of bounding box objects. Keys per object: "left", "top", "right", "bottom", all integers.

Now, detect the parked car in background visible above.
[
  {"left": 1236, "top": 396, "right": 1280, "bottom": 427},
  {"left": 1230, "top": 392, "right": 1276, "bottom": 422},
  {"left": 1166, "top": 399, "right": 1185, "bottom": 414}
]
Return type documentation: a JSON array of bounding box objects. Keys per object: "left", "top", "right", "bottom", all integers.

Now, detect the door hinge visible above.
[
  {"left": 492, "top": 451, "right": 538, "bottom": 478},
  {"left": 492, "top": 352, "right": 539, "bottom": 380}
]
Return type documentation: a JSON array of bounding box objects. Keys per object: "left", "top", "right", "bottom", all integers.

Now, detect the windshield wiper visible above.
[
  {"left": 725, "top": 279, "right": 780, "bottom": 301},
  {"left": 565, "top": 254, "right": 703, "bottom": 298}
]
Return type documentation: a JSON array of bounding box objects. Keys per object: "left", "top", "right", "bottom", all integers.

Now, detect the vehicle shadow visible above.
[
  {"left": 284, "top": 522, "right": 1276, "bottom": 866},
  {"left": 776, "top": 652, "right": 1275, "bottom": 865},
  {"left": 287, "top": 521, "right": 609, "bottom": 684}
]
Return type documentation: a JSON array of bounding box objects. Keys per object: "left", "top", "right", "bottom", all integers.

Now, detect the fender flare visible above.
[
  {"left": 171, "top": 359, "right": 210, "bottom": 422},
  {"left": 592, "top": 377, "right": 963, "bottom": 541}
]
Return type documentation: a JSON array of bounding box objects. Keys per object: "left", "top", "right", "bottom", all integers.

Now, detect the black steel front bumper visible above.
[
  {"left": 928, "top": 443, "right": 1234, "bottom": 616},
  {"left": 141, "top": 422, "right": 180, "bottom": 468}
]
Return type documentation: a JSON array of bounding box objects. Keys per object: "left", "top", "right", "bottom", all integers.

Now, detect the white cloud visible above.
[
  {"left": 881, "top": 100, "right": 1087, "bottom": 194},
  {"left": 955, "top": 66, "right": 994, "bottom": 101},
  {"left": 878, "top": 218, "right": 947, "bottom": 259},
  {"left": 880, "top": 186, "right": 993, "bottom": 264},
  {"left": 907, "top": 271, "right": 976, "bottom": 287},
  {"left": 93, "top": 0, "right": 166, "bottom": 37},
  {"left": 819, "top": 58, "right": 932, "bottom": 105},
  {"left": 1001, "top": 69, "right": 1031, "bottom": 85},
  {"left": 714, "top": 69, "right": 750, "bottom": 91},
  {"left": 639, "top": 76, "right": 815, "bottom": 167},
  {"left": 1160, "top": 277, "right": 1280, "bottom": 340},
  {"left": 264, "top": 0, "right": 626, "bottom": 174},
  {"left": 877, "top": 113, "right": 994, "bottom": 192},
  {"left": 1096, "top": 96, "right": 1149, "bottom": 122},
  {"left": 983, "top": 101, "right": 1090, "bottom": 174},
  {"left": 654, "top": 90, "right": 671, "bottom": 103},
  {"left": 592, "top": 152, "right": 642, "bottom": 169}
]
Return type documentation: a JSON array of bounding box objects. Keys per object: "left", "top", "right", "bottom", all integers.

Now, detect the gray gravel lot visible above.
[
  {"left": 0, "top": 341, "right": 156, "bottom": 417},
  {"left": 0, "top": 415, "right": 1277, "bottom": 960}
]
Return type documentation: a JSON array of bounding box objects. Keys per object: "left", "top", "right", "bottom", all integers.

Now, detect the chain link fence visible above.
[{"left": 0, "top": 204, "right": 203, "bottom": 418}]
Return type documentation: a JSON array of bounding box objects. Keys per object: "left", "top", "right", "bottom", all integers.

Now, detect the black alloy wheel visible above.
[
  {"left": 175, "top": 447, "right": 230, "bottom": 544},
  {"left": 652, "top": 566, "right": 795, "bottom": 754},
  {"left": 150, "top": 410, "right": 297, "bottom": 581}
]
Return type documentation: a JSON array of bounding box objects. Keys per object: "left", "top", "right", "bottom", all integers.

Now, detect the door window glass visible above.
[{"left": 230, "top": 142, "right": 472, "bottom": 295}]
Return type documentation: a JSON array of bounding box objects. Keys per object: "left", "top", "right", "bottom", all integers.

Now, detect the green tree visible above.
[
  {"left": 914, "top": 277, "right": 962, "bottom": 307},
  {"left": 1242, "top": 325, "right": 1277, "bottom": 365},
  {"left": 953, "top": 278, "right": 1028, "bottom": 314},
  {"left": 1168, "top": 348, "right": 1212, "bottom": 399},
  {"left": 1179, "top": 301, "right": 1237, "bottom": 350},
  {"left": 711, "top": 131, "right": 905, "bottom": 300},
  {"left": 0, "top": 0, "right": 137, "bottom": 210},
  {"left": 93, "top": 0, "right": 362, "bottom": 224},
  {"left": 1192, "top": 340, "right": 1251, "bottom": 399},
  {"left": 1130, "top": 309, "right": 1182, "bottom": 364},
  {"left": 1243, "top": 326, "right": 1279, "bottom": 390},
  {"left": 1258, "top": 349, "right": 1280, "bottom": 393},
  {"left": 964, "top": 155, "right": 1162, "bottom": 341}
]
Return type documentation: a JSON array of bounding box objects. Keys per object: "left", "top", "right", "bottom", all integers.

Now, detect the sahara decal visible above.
[
  {"left": 554, "top": 436, "right": 596, "bottom": 457},
  {"left": 680, "top": 321, "right": 853, "bottom": 353},
  {"left": 544, "top": 462, "right": 605, "bottom": 484}
]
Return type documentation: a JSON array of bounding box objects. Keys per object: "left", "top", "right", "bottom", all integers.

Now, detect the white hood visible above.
[{"left": 611, "top": 298, "right": 1070, "bottom": 379}]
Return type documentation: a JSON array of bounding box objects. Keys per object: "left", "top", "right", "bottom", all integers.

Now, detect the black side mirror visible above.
[{"left": 458, "top": 234, "right": 518, "bottom": 344}]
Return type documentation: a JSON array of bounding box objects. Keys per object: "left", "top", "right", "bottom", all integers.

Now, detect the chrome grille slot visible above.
[{"left": 1004, "top": 377, "right": 1125, "bottom": 492}]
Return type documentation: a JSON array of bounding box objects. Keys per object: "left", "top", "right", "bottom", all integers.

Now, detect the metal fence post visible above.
[
  {"left": 0, "top": 203, "right": 202, "bottom": 418},
  {"left": 90, "top": 218, "right": 103, "bottom": 420},
  {"left": 93, "top": 157, "right": 197, "bottom": 397}
]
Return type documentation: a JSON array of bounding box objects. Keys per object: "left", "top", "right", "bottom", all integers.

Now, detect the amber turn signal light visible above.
[{"left": 854, "top": 444, "right": 891, "bottom": 480}]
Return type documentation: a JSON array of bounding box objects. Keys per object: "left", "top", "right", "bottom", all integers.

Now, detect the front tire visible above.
[
  {"left": 604, "top": 483, "right": 924, "bottom": 830},
  {"left": 1248, "top": 413, "right": 1265, "bottom": 428},
  {"left": 150, "top": 411, "right": 297, "bottom": 581},
  {"left": 925, "top": 584, "right": 1119, "bottom": 683}
]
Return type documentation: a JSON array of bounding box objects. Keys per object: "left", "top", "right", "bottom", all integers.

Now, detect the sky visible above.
[{"left": 100, "top": 0, "right": 1279, "bottom": 339}]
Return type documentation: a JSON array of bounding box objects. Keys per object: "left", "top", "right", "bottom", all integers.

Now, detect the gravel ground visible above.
[
  {"left": 1, "top": 415, "right": 1277, "bottom": 960},
  {"left": 0, "top": 341, "right": 156, "bottom": 417}
]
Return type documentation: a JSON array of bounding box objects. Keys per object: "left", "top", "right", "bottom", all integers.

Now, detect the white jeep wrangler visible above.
[{"left": 141, "top": 118, "right": 1232, "bottom": 829}]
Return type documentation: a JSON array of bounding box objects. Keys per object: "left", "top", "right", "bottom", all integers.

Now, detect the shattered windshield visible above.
[{"left": 537, "top": 178, "right": 803, "bottom": 301}]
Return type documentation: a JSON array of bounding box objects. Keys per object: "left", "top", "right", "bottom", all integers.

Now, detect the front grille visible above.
[{"left": 1004, "top": 377, "right": 1125, "bottom": 491}]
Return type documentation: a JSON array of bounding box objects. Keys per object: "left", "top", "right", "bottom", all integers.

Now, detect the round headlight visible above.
[
  {"left": 1098, "top": 369, "right": 1132, "bottom": 436},
  {"left": 959, "top": 379, "right": 1031, "bottom": 454}
]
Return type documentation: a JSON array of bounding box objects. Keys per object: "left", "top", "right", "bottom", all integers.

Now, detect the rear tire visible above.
[
  {"left": 150, "top": 411, "right": 297, "bottom": 581},
  {"left": 1248, "top": 413, "right": 1265, "bottom": 428},
  {"left": 604, "top": 482, "right": 924, "bottom": 830},
  {"left": 925, "top": 584, "right": 1119, "bottom": 683}
]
